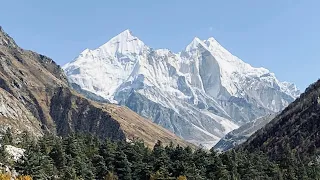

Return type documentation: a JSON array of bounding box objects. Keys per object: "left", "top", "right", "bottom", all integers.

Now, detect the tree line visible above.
[{"left": 0, "top": 130, "right": 319, "bottom": 180}]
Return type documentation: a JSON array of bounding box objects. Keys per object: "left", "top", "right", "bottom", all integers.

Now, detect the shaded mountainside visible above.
[
  {"left": 49, "top": 87, "right": 125, "bottom": 140},
  {"left": 214, "top": 114, "right": 276, "bottom": 151},
  {"left": 241, "top": 79, "right": 320, "bottom": 160},
  {"left": 0, "top": 26, "right": 191, "bottom": 148}
]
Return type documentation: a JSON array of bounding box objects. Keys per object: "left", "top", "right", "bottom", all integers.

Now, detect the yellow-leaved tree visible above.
[
  {"left": 177, "top": 175, "right": 187, "bottom": 180},
  {"left": 15, "top": 175, "right": 32, "bottom": 180},
  {"left": 0, "top": 173, "right": 11, "bottom": 180}
]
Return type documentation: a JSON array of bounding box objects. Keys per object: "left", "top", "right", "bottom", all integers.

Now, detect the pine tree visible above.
[
  {"left": 15, "top": 144, "right": 41, "bottom": 177},
  {"left": 170, "top": 145, "right": 192, "bottom": 177},
  {"left": 0, "top": 144, "right": 8, "bottom": 164},
  {"left": 39, "top": 155, "right": 56, "bottom": 179},
  {"left": 114, "top": 150, "right": 131, "bottom": 180},
  {"left": 99, "top": 139, "right": 117, "bottom": 172},
  {"left": 73, "top": 155, "right": 95, "bottom": 179},
  {"left": 64, "top": 134, "right": 81, "bottom": 159},
  {"left": 18, "top": 131, "right": 33, "bottom": 148},
  {"left": 151, "top": 140, "right": 170, "bottom": 178},
  {"left": 63, "top": 165, "right": 77, "bottom": 180},
  {"left": 2, "top": 128, "right": 13, "bottom": 145},
  {"left": 131, "top": 162, "right": 151, "bottom": 180},
  {"left": 49, "top": 138, "right": 66, "bottom": 172},
  {"left": 215, "top": 159, "right": 230, "bottom": 180},
  {"left": 15, "top": 143, "right": 56, "bottom": 179},
  {"left": 193, "top": 148, "right": 209, "bottom": 178},
  {"left": 63, "top": 135, "right": 95, "bottom": 179},
  {"left": 92, "top": 154, "right": 108, "bottom": 180},
  {"left": 121, "top": 140, "right": 152, "bottom": 180},
  {"left": 184, "top": 163, "right": 204, "bottom": 180},
  {"left": 84, "top": 134, "right": 100, "bottom": 159}
]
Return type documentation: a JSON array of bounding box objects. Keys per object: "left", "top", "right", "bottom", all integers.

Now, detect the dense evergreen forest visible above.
[{"left": 0, "top": 131, "right": 319, "bottom": 180}]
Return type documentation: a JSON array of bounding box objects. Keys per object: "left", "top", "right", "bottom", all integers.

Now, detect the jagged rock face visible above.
[
  {"left": 50, "top": 87, "right": 125, "bottom": 140},
  {"left": 0, "top": 88, "right": 42, "bottom": 136},
  {"left": 64, "top": 30, "right": 300, "bottom": 147},
  {"left": 240, "top": 80, "right": 320, "bottom": 159},
  {"left": 214, "top": 114, "right": 276, "bottom": 151},
  {"left": 0, "top": 27, "right": 17, "bottom": 48}
]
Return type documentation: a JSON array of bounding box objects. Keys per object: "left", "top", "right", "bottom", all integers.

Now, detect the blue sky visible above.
[{"left": 0, "top": 0, "right": 319, "bottom": 90}]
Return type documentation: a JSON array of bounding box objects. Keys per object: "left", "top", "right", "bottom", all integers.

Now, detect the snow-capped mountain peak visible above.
[
  {"left": 185, "top": 37, "right": 207, "bottom": 51},
  {"left": 63, "top": 30, "right": 300, "bottom": 148},
  {"left": 204, "top": 37, "right": 221, "bottom": 48},
  {"left": 280, "top": 81, "right": 300, "bottom": 98},
  {"left": 63, "top": 30, "right": 150, "bottom": 102},
  {"left": 98, "top": 29, "right": 147, "bottom": 56},
  {"left": 79, "top": 48, "right": 91, "bottom": 56}
]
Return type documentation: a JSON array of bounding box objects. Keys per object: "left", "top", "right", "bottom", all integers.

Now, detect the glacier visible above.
[{"left": 63, "top": 30, "right": 299, "bottom": 148}]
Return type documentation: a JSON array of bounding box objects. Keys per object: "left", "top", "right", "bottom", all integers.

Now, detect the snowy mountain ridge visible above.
[
  {"left": 214, "top": 113, "right": 277, "bottom": 151},
  {"left": 63, "top": 30, "right": 299, "bottom": 148}
]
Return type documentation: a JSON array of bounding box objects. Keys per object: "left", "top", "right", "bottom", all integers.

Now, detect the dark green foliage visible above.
[
  {"left": 0, "top": 143, "right": 8, "bottom": 164},
  {"left": 15, "top": 143, "right": 56, "bottom": 179},
  {"left": 49, "top": 138, "right": 66, "bottom": 171},
  {"left": 99, "top": 139, "right": 117, "bottom": 172},
  {"left": 151, "top": 140, "right": 170, "bottom": 178},
  {"left": 92, "top": 154, "right": 108, "bottom": 179},
  {"left": 17, "top": 131, "right": 34, "bottom": 148},
  {"left": 2, "top": 128, "right": 13, "bottom": 145},
  {"left": 114, "top": 150, "right": 132, "bottom": 180},
  {"left": 0, "top": 133, "right": 316, "bottom": 179}
]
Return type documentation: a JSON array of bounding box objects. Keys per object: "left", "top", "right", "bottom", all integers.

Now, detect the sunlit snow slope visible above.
[{"left": 63, "top": 30, "right": 299, "bottom": 148}]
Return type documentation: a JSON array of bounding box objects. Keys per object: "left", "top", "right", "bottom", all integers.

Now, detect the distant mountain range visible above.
[{"left": 64, "top": 29, "right": 300, "bottom": 147}]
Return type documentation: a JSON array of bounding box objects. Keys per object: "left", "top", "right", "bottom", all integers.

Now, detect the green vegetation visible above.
[
  {"left": 0, "top": 132, "right": 318, "bottom": 180},
  {"left": 240, "top": 80, "right": 320, "bottom": 179}
]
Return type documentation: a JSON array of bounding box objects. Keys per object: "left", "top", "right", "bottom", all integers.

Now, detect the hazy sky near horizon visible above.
[{"left": 0, "top": 0, "right": 319, "bottom": 90}]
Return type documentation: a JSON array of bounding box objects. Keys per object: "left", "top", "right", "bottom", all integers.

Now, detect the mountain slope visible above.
[
  {"left": 241, "top": 79, "right": 320, "bottom": 160},
  {"left": 0, "top": 26, "right": 192, "bottom": 148},
  {"left": 214, "top": 113, "right": 276, "bottom": 151},
  {"left": 96, "top": 103, "right": 195, "bottom": 148},
  {"left": 64, "top": 30, "right": 299, "bottom": 147}
]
